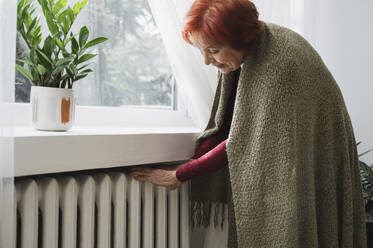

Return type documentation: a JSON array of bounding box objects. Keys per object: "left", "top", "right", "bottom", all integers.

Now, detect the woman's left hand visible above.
[{"left": 129, "top": 167, "right": 182, "bottom": 190}]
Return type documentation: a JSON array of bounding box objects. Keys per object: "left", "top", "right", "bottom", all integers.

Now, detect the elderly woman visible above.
[{"left": 130, "top": 0, "right": 367, "bottom": 247}]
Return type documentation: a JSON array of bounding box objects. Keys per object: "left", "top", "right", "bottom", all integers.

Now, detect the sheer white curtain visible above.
[
  {"left": 147, "top": 0, "right": 218, "bottom": 129},
  {"left": 0, "top": 0, "right": 16, "bottom": 247},
  {"left": 253, "top": 0, "right": 320, "bottom": 49}
]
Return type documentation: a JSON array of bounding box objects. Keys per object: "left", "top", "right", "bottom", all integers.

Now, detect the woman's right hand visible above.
[{"left": 128, "top": 159, "right": 194, "bottom": 190}]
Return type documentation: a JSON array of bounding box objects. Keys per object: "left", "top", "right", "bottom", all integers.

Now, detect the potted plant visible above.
[
  {"left": 16, "top": 0, "right": 108, "bottom": 131},
  {"left": 358, "top": 143, "right": 373, "bottom": 246}
]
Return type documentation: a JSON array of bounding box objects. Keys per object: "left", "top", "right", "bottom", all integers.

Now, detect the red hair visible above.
[{"left": 182, "top": 0, "right": 263, "bottom": 54}]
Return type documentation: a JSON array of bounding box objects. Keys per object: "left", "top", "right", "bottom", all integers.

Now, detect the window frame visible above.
[{"left": 10, "top": 0, "right": 195, "bottom": 129}]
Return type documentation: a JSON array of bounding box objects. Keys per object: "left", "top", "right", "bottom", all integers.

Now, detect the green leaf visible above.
[
  {"left": 80, "top": 0, "right": 88, "bottom": 9},
  {"left": 26, "top": 17, "right": 38, "bottom": 35},
  {"left": 23, "top": 5, "right": 32, "bottom": 27},
  {"left": 30, "top": 66, "right": 40, "bottom": 83},
  {"left": 83, "top": 37, "right": 108, "bottom": 49},
  {"left": 37, "top": 64, "right": 47, "bottom": 75},
  {"left": 20, "top": 4, "right": 29, "bottom": 22},
  {"left": 60, "top": 74, "right": 70, "bottom": 82},
  {"left": 57, "top": 9, "right": 69, "bottom": 26},
  {"left": 73, "top": 0, "right": 88, "bottom": 16},
  {"left": 37, "top": 34, "right": 43, "bottom": 46},
  {"left": 29, "top": 8, "right": 36, "bottom": 18},
  {"left": 32, "top": 25, "right": 41, "bottom": 37},
  {"left": 66, "top": 66, "right": 74, "bottom": 77},
  {"left": 38, "top": 0, "right": 59, "bottom": 34},
  {"left": 35, "top": 49, "right": 53, "bottom": 71},
  {"left": 17, "top": 58, "right": 35, "bottom": 66},
  {"left": 73, "top": 2, "right": 81, "bottom": 16},
  {"left": 57, "top": 9, "right": 67, "bottom": 22},
  {"left": 17, "top": 0, "right": 27, "bottom": 14},
  {"left": 69, "top": 64, "right": 77, "bottom": 75},
  {"left": 55, "top": 57, "right": 74, "bottom": 66},
  {"left": 57, "top": 10, "right": 70, "bottom": 34},
  {"left": 67, "top": 7, "right": 75, "bottom": 25},
  {"left": 16, "top": 64, "right": 34, "bottom": 82},
  {"left": 31, "top": 35, "right": 41, "bottom": 47},
  {"left": 55, "top": 38, "right": 65, "bottom": 51},
  {"left": 76, "top": 53, "right": 96, "bottom": 64},
  {"left": 80, "top": 69, "right": 92, "bottom": 74},
  {"left": 71, "top": 36, "right": 79, "bottom": 54},
  {"left": 74, "top": 73, "right": 88, "bottom": 81},
  {"left": 43, "top": 36, "right": 55, "bottom": 57},
  {"left": 52, "top": 64, "right": 66, "bottom": 75},
  {"left": 17, "top": 16, "right": 24, "bottom": 31},
  {"left": 44, "top": 9, "right": 58, "bottom": 35},
  {"left": 62, "top": 50, "right": 70, "bottom": 58},
  {"left": 53, "top": 0, "right": 67, "bottom": 14},
  {"left": 79, "top": 26, "right": 89, "bottom": 47},
  {"left": 77, "top": 63, "right": 92, "bottom": 71},
  {"left": 30, "top": 48, "right": 38, "bottom": 64},
  {"left": 60, "top": 20, "right": 69, "bottom": 34}
]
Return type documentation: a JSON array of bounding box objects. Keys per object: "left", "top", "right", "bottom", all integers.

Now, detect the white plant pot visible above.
[{"left": 30, "top": 86, "right": 75, "bottom": 131}]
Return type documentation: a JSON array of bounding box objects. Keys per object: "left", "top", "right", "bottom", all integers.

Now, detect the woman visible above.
[{"left": 130, "top": 0, "right": 367, "bottom": 247}]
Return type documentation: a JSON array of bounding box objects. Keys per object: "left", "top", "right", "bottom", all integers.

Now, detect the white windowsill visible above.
[{"left": 15, "top": 126, "right": 201, "bottom": 177}]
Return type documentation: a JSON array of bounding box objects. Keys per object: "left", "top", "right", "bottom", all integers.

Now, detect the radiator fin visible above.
[
  {"left": 38, "top": 177, "right": 59, "bottom": 248},
  {"left": 142, "top": 181, "right": 154, "bottom": 248},
  {"left": 110, "top": 173, "right": 127, "bottom": 248},
  {"left": 155, "top": 186, "right": 167, "bottom": 248},
  {"left": 95, "top": 174, "right": 112, "bottom": 247},
  {"left": 168, "top": 188, "right": 179, "bottom": 248},
  {"left": 17, "top": 179, "right": 38, "bottom": 248},
  {"left": 58, "top": 176, "right": 78, "bottom": 248},
  {"left": 77, "top": 175, "right": 96, "bottom": 248}
]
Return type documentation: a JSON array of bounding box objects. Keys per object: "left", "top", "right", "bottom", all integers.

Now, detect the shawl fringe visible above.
[{"left": 190, "top": 200, "right": 226, "bottom": 230}]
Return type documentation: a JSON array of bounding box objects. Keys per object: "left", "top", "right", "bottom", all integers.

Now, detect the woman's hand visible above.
[{"left": 128, "top": 161, "right": 192, "bottom": 190}]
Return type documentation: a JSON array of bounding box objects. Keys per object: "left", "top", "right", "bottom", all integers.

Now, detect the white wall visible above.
[
  {"left": 255, "top": 0, "right": 373, "bottom": 165},
  {"left": 317, "top": 0, "right": 373, "bottom": 164}
]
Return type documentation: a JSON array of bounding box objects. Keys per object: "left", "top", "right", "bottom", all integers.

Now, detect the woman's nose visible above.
[{"left": 203, "top": 53, "right": 212, "bottom": 65}]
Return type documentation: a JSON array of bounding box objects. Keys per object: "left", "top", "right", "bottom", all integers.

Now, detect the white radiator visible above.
[{"left": 14, "top": 172, "right": 190, "bottom": 248}]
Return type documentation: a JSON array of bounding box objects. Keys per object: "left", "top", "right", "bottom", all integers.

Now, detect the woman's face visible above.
[{"left": 191, "top": 32, "right": 245, "bottom": 74}]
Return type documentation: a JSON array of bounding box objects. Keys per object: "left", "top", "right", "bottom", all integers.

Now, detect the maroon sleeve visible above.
[
  {"left": 192, "top": 131, "right": 228, "bottom": 159},
  {"left": 176, "top": 139, "right": 228, "bottom": 182}
]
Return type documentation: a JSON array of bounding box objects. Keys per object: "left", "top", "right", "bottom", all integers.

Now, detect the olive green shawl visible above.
[{"left": 190, "top": 23, "right": 367, "bottom": 248}]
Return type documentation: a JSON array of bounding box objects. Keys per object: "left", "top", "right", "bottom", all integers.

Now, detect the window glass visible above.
[{"left": 15, "top": 0, "right": 175, "bottom": 109}]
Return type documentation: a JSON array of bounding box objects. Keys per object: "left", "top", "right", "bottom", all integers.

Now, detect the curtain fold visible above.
[
  {"left": 0, "top": 0, "right": 16, "bottom": 247},
  {"left": 147, "top": 0, "right": 218, "bottom": 129}
]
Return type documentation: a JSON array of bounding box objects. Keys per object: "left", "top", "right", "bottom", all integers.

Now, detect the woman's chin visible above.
[{"left": 218, "top": 66, "right": 232, "bottom": 74}]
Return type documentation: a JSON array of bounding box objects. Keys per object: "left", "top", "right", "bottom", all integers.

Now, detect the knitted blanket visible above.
[{"left": 190, "top": 23, "right": 367, "bottom": 248}]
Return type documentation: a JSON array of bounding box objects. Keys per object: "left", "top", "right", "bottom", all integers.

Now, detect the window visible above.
[{"left": 15, "top": 0, "right": 177, "bottom": 110}]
